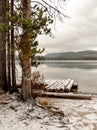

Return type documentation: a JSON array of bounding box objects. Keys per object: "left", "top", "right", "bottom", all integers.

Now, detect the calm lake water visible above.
[{"left": 34, "top": 60, "right": 97, "bottom": 94}]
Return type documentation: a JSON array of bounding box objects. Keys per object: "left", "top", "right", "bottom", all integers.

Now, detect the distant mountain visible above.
[{"left": 44, "top": 50, "right": 97, "bottom": 60}]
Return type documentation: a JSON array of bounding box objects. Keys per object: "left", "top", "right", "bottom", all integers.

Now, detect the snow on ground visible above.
[{"left": 0, "top": 93, "right": 97, "bottom": 130}]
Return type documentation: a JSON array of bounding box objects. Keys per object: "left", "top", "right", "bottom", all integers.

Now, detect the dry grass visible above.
[
  {"left": 31, "top": 71, "right": 47, "bottom": 91},
  {"left": 36, "top": 97, "right": 54, "bottom": 106}
]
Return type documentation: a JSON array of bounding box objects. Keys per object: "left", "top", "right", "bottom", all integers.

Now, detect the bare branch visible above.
[
  {"left": 31, "top": 0, "right": 70, "bottom": 19},
  {"left": 41, "top": 0, "right": 69, "bottom": 18}
]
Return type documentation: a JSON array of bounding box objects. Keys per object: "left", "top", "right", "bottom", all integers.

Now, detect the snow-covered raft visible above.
[
  {"left": 44, "top": 79, "right": 78, "bottom": 93},
  {"left": 32, "top": 79, "right": 92, "bottom": 100}
]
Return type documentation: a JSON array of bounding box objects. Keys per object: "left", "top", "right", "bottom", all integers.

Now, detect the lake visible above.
[{"left": 34, "top": 60, "right": 97, "bottom": 94}]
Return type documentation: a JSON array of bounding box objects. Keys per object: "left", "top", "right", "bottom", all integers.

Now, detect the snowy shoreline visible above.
[{"left": 0, "top": 93, "right": 97, "bottom": 130}]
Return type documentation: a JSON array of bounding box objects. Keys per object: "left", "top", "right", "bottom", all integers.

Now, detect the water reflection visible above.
[{"left": 39, "top": 60, "right": 97, "bottom": 70}]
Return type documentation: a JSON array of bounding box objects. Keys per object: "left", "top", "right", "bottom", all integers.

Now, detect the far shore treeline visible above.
[{"left": 35, "top": 50, "right": 97, "bottom": 60}]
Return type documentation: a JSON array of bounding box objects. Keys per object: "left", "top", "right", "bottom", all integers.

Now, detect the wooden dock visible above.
[{"left": 44, "top": 79, "right": 78, "bottom": 93}]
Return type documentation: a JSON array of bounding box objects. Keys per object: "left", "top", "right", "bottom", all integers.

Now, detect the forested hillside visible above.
[{"left": 44, "top": 50, "right": 97, "bottom": 60}]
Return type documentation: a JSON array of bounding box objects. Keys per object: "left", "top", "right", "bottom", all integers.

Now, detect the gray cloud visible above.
[{"left": 38, "top": 0, "right": 97, "bottom": 54}]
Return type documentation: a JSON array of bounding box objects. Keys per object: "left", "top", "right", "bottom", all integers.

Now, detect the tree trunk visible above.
[
  {"left": 7, "top": 27, "right": 12, "bottom": 92},
  {"left": 21, "top": 55, "right": 32, "bottom": 101},
  {"left": 0, "top": 0, "right": 8, "bottom": 91},
  {"left": 7, "top": 0, "right": 11, "bottom": 92},
  {"left": 21, "top": 0, "right": 32, "bottom": 101},
  {"left": 11, "top": 0, "right": 17, "bottom": 92}
]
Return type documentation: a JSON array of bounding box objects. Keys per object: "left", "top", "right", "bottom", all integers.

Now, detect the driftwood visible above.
[
  {"left": 45, "top": 79, "right": 74, "bottom": 92},
  {"left": 0, "top": 101, "right": 9, "bottom": 105},
  {"left": 9, "top": 105, "right": 17, "bottom": 112},
  {"left": 49, "top": 80, "right": 62, "bottom": 92},
  {"left": 40, "top": 92, "right": 92, "bottom": 100},
  {"left": 71, "top": 83, "right": 78, "bottom": 92},
  {"left": 44, "top": 80, "right": 57, "bottom": 91},
  {"left": 54, "top": 79, "right": 70, "bottom": 93},
  {"left": 54, "top": 80, "right": 65, "bottom": 92},
  {"left": 65, "top": 80, "right": 74, "bottom": 92}
]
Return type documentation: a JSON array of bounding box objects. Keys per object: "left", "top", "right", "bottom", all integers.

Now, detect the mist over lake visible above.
[{"left": 35, "top": 60, "right": 97, "bottom": 94}]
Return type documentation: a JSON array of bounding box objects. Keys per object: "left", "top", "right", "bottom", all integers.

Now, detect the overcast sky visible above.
[{"left": 38, "top": 0, "right": 97, "bottom": 54}]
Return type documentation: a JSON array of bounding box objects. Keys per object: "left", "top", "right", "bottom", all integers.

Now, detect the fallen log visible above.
[
  {"left": 0, "top": 101, "right": 9, "bottom": 105},
  {"left": 46, "top": 80, "right": 57, "bottom": 88},
  {"left": 65, "top": 80, "right": 74, "bottom": 93},
  {"left": 40, "top": 92, "right": 92, "bottom": 100},
  {"left": 44, "top": 80, "right": 57, "bottom": 91},
  {"left": 44, "top": 79, "right": 78, "bottom": 93},
  {"left": 49, "top": 80, "right": 62, "bottom": 92},
  {"left": 49, "top": 79, "right": 72, "bottom": 92},
  {"left": 54, "top": 80, "right": 65, "bottom": 92},
  {"left": 60, "top": 79, "right": 71, "bottom": 92},
  {"left": 47, "top": 80, "right": 59, "bottom": 92},
  {"left": 70, "top": 83, "right": 78, "bottom": 92}
]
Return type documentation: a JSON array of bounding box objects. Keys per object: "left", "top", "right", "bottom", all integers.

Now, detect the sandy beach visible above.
[{"left": 0, "top": 93, "right": 97, "bottom": 130}]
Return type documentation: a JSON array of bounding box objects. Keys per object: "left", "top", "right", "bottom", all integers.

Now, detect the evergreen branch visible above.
[{"left": 31, "top": 1, "right": 53, "bottom": 18}]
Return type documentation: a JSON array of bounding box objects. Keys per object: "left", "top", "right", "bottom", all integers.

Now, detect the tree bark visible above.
[
  {"left": 21, "top": 0, "right": 32, "bottom": 101},
  {"left": 0, "top": 0, "right": 8, "bottom": 91},
  {"left": 40, "top": 92, "right": 92, "bottom": 100},
  {"left": 5, "top": 0, "right": 12, "bottom": 92},
  {"left": 11, "top": 0, "right": 17, "bottom": 92}
]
